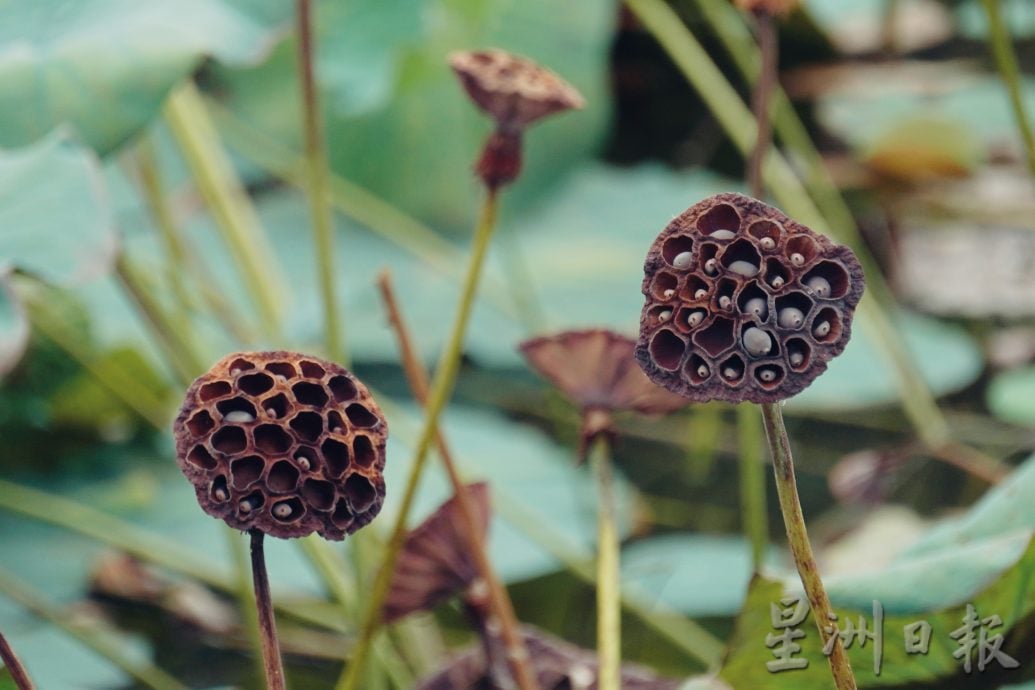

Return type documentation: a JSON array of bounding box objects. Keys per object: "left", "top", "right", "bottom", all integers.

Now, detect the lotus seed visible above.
[
  {"left": 230, "top": 368, "right": 242, "bottom": 376},
  {"left": 790, "top": 252, "right": 805, "bottom": 267},
  {"left": 272, "top": 503, "right": 293, "bottom": 519},
  {"left": 710, "top": 229, "right": 735, "bottom": 240},
  {"left": 718, "top": 296, "right": 732, "bottom": 310},
  {"left": 807, "top": 276, "right": 831, "bottom": 298},
  {"left": 724, "top": 367, "right": 739, "bottom": 379},
  {"left": 696, "top": 364, "right": 709, "bottom": 378},
  {"left": 265, "top": 408, "right": 277, "bottom": 418},
  {"left": 704, "top": 258, "right": 718, "bottom": 275},
  {"left": 673, "top": 251, "right": 692, "bottom": 269},
  {"left": 223, "top": 410, "right": 255, "bottom": 424},
  {"left": 662, "top": 288, "right": 675, "bottom": 299},
  {"left": 771, "top": 276, "right": 785, "bottom": 289},
  {"left": 744, "top": 297, "right": 768, "bottom": 319},
  {"left": 759, "top": 369, "right": 777, "bottom": 382},
  {"left": 658, "top": 310, "right": 672, "bottom": 322},
  {"left": 296, "top": 456, "right": 311, "bottom": 470},
  {"left": 790, "top": 351, "right": 805, "bottom": 366},
  {"left": 332, "top": 426, "right": 343, "bottom": 434},
  {"left": 743, "top": 327, "right": 773, "bottom": 357},
  {"left": 687, "top": 311, "right": 705, "bottom": 327},
  {"left": 728, "top": 259, "right": 760, "bottom": 277},
  {"left": 760, "top": 237, "right": 776, "bottom": 251},
  {"left": 214, "top": 488, "right": 229, "bottom": 502},
  {"left": 778, "top": 307, "right": 805, "bottom": 329},
  {"left": 814, "top": 320, "right": 831, "bottom": 338},
  {"left": 239, "top": 498, "right": 259, "bottom": 513},
  {"left": 694, "top": 289, "right": 708, "bottom": 300}
]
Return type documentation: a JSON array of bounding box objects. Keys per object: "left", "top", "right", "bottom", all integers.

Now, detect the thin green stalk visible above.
[
  {"left": 624, "top": 0, "right": 950, "bottom": 446},
  {"left": 113, "top": 253, "right": 204, "bottom": 385},
  {"left": 250, "top": 532, "right": 286, "bottom": 690},
  {"left": 164, "top": 82, "right": 286, "bottom": 341},
  {"left": 760, "top": 403, "right": 856, "bottom": 690},
  {"left": 131, "top": 137, "right": 257, "bottom": 346},
  {"left": 296, "top": 0, "right": 344, "bottom": 361},
  {"left": 20, "top": 285, "right": 170, "bottom": 429},
  {"left": 982, "top": 0, "right": 1035, "bottom": 175},
  {"left": 737, "top": 404, "right": 768, "bottom": 571},
  {"left": 589, "top": 435, "right": 620, "bottom": 690},
  {"left": 0, "top": 629, "right": 34, "bottom": 690},
  {"left": 229, "top": 526, "right": 267, "bottom": 685},
  {"left": 0, "top": 568, "right": 188, "bottom": 690},
  {"left": 336, "top": 189, "right": 501, "bottom": 690}
]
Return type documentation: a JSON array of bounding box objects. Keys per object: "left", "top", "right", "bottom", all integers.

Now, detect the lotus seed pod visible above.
[
  {"left": 636, "top": 193, "right": 864, "bottom": 403},
  {"left": 173, "top": 351, "right": 388, "bottom": 540}
]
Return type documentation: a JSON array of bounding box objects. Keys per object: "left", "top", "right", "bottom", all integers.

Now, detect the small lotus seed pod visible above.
[
  {"left": 778, "top": 307, "right": 805, "bottom": 329},
  {"left": 637, "top": 192, "right": 864, "bottom": 403},
  {"left": 672, "top": 251, "right": 692, "bottom": 269},
  {"left": 450, "top": 49, "right": 584, "bottom": 189},
  {"left": 173, "top": 351, "right": 388, "bottom": 540},
  {"left": 806, "top": 275, "right": 831, "bottom": 298},
  {"left": 743, "top": 327, "right": 773, "bottom": 357}
]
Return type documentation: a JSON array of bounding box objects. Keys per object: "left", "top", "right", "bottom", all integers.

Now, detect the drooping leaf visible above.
[{"left": 0, "top": 0, "right": 290, "bottom": 154}]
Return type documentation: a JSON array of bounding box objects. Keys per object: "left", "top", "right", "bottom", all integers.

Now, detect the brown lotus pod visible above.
[
  {"left": 172, "top": 351, "right": 387, "bottom": 540},
  {"left": 520, "top": 329, "right": 688, "bottom": 451},
  {"left": 636, "top": 193, "right": 864, "bottom": 404},
  {"left": 383, "top": 483, "right": 490, "bottom": 624},
  {"left": 734, "top": 0, "right": 798, "bottom": 15},
  {"left": 450, "top": 48, "right": 584, "bottom": 188}
]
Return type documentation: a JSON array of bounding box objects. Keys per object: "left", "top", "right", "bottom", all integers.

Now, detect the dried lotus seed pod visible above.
[
  {"left": 635, "top": 193, "right": 864, "bottom": 403},
  {"left": 173, "top": 351, "right": 388, "bottom": 540}
]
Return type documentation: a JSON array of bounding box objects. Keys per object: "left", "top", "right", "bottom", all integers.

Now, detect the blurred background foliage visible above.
[{"left": 2, "top": 0, "right": 1035, "bottom": 688}]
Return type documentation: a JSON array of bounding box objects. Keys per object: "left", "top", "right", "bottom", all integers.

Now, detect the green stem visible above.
[
  {"left": 228, "top": 526, "right": 267, "bottom": 685},
  {"left": 336, "top": 189, "right": 501, "bottom": 690},
  {"left": 163, "top": 82, "right": 286, "bottom": 342},
  {"left": 113, "top": 253, "right": 204, "bottom": 385},
  {"left": 296, "top": 0, "right": 344, "bottom": 362},
  {"left": 250, "top": 531, "right": 287, "bottom": 690},
  {"left": 0, "top": 628, "right": 34, "bottom": 690},
  {"left": 0, "top": 568, "right": 187, "bottom": 690},
  {"left": 131, "top": 136, "right": 257, "bottom": 346},
  {"left": 589, "top": 435, "right": 621, "bottom": 690},
  {"left": 736, "top": 404, "right": 768, "bottom": 571},
  {"left": 760, "top": 403, "right": 856, "bottom": 690},
  {"left": 982, "top": 0, "right": 1035, "bottom": 175},
  {"left": 624, "top": 0, "right": 950, "bottom": 446}
]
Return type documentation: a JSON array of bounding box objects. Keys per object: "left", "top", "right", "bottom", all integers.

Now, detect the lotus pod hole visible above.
[
  {"left": 636, "top": 193, "right": 864, "bottom": 403},
  {"left": 662, "top": 236, "right": 694, "bottom": 265},
  {"left": 173, "top": 351, "right": 388, "bottom": 540}
]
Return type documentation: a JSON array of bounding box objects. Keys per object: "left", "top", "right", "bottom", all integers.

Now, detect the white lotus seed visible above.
[
  {"left": 778, "top": 307, "right": 805, "bottom": 329},
  {"left": 704, "top": 258, "right": 718, "bottom": 275},
  {"left": 658, "top": 310, "right": 672, "bottom": 322},
  {"left": 214, "top": 488, "right": 228, "bottom": 502},
  {"left": 744, "top": 297, "right": 768, "bottom": 319},
  {"left": 790, "top": 252, "right": 805, "bottom": 267},
  {"left": 686, "top": 311, "right": 705, "bottom": 328},
  {"left": 332, "top": 426, "right": 343, "bottom": 434},
  {"left": 696, "top": 364, "right": 709, "bottom": 378},
  {"left": 814, "top": 320, "right": 831, "bottom": 338},
  {"left": 223, "top": 410, "right": 255, "bottom": 424},
  {"left": 710, "top": 229, "right": 735, "bottom": 240},
  {"left": 296, "top": 456, "right": 311, "bottom": 470},
  {"left": 724, "top": 367, "right": 739, "bottom": 379},
  {"left": 807, "top": 276, "right": 831, "bottom": 298},
  {"left": 790, "top": 351, "right": 805, "bottom": 366},
  {"left": 662, "top": 288, "right": 675, "bottom": 299},
  {"left": 673, "top": 251, "right": 692, "bottom": 269},
  {"left": 728, "top": 260, "right": 759, "bottom": 277},
  {"left": 694, "top": 289, "right": 708, "bottom": 300},
  {"left": 718, "top": 296, "right": 732, "bottom": 310},
  {"left": 771, "top": 276, "right": 785, "bottom": 289},
  {"left": 273, "top": 503, "right": 293, "bottom": 519},
  {"left": 569, "top": 664, "right": 595, "bottom": 689},
  {"left": 265, "top": 408, "right": 277, "bottom": 418},
  {"left": 760, "top": 237, "right": 776, "bottom": 251},
  {"left": 759, "top": 369, "right": 777, "bottom": 382},
  {"left": 230, "top": 368, "right": 242, "bottom": 376},
  {"left": 239, "top": 499, "right": 255, "bottom": 513},
  {"left": 743, "top": 327, "right": 773, "bottom": 357}
]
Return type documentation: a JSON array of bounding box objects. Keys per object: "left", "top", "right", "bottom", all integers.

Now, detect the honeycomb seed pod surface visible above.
[
  {"left": 636, "top": 193, "right": 864, "bottom": 404},
  {"left": 173, "top": 351, "right": 388, "bottom": 540}
]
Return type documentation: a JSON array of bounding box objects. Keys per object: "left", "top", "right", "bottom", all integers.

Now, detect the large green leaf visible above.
[
  {"left": 0, "top": 0, "right": 289, "bottom": 154},
  {"left": 215, "top": 0, "right": 615, "bottom": 228}
]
